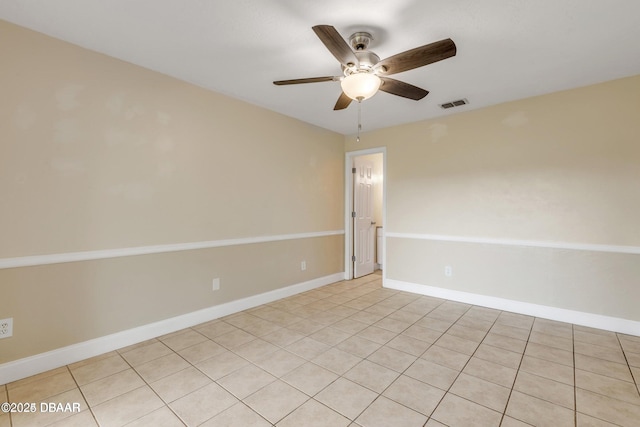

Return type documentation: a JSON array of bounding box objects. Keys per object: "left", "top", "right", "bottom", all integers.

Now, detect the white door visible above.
[{"left": 353, "top": 157, "right": 375, "bottom": 278}]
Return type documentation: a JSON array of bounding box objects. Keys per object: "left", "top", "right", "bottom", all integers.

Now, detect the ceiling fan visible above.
[{"left": 274, "top": 25, "right": 457, "bottom": 110}]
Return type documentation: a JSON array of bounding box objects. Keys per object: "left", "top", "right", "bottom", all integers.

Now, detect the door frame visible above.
[{"left": 344, "top": 147, "right": 387, "bottom": 282}]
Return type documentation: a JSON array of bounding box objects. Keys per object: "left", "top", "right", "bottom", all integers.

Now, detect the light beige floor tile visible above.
[
  {"left": 80, "top": 368, "right": 145, "bottom": 406},
  {"left": 425, "top": 420, "right": 448, "bottom": 427},
  {"left": 254, "top": 348, "right": 306, "bottom": 377},
  {"left": 386, "top": 334, "right": 431, "bottom": 356},
  {"left": 11, "top": 388, "right": 88, "bottom": 427},
  {"left": 336, "top": 335, "right": 382, "bottom": 358},
  {"left": 405, "top": 358, "right": 459, "bottom": 390},
  {"left": 450, "top": 372, "right": 511, "bottom": 412},
  {"left": 135, "top": 352, "right": 190, "bottom": 383},
  {"left": 343, "top": 360, "right": 400, "bottom": 393},
  {"left": 70, "top": 354, "right": 131, "bottom": 386},
  {"left": 0, "top": 414, "right": 10, "bottom": 427},
  {"left": 48, "top": 410, "right": 98, "bottom": 427},
  {"left": 414, "top": 317, "right": 454, "bottom": 333},
  {"left": 619, "top": 336, "right": 640, "bottom": 354},
  {"left": 457, "top": 317, "right": 494, "bottom": 335},
  {"left": 435, "top": 332, "right": 480, "bottom": 356},
  {"left": 474, "top": 343, "right": 522, "bottom": 369},
  {"left": 233, "top": 338, "right": 279, "bottom": 362},
  {"left": 277, "top": 398, "right": 350, "bottom": 427},
  {"left": 202, "top": 402, "right": 271, "bottom": 427},
  {"left": 356, "top": 396, "right": 428, "bottom": 427},
  {"left": 120, "top": 341, "right": 173, "bottom": 367},
  {"left": 0, "top": 386, "right": 6, "bottom": 403},
  {"left": 287, "top": 319, "right": 326, "bottom": 335},
  {"left": 310, "top": 327, "right": 352, "bottom": 346},
  {"left": 213, "top": 328, "right": 257, "bottom": 349},
  {"left": 196, "top": 350, "right": 249, "bottom": 380},
  {"left": 574, "top": 330, "right": 621, "bottom": 349},
  {"left": 316, "top": 377, "right": 378, "bottom": 420},
  {"left": 463, "top": 357, "right": 517, "bottom": 388},
  {"left": 159, "top": 329, "right": 208, "bottom": 351},
  {"left": 217, "top": 364, "right": 276, "bottom": 399},
  {"left": 576, "top": 388, "right": 640, "bottom": 426},
  {"left": 524, "top": 341, "right": 574, "bottom": 367},
  {"left": 519, "top": 355, "right": 574, "bottom": 385},
  {"left": 244, "top": 380, "right": 309, "bottom": 424},
  {"left": 506, "top": 390, "right": 575, "bottom": 427},
  {"left": 92, "top": 386, "right": 164, "bottom": 427},
  {"left": 331, "top": 318, "right": 370, "bottom": 335},
  {"left": 357, "top": 326, "right": 397, "bottom": 344},
  {"left": 195, "top": 320, "right": 238, "bottom": 338},
  {"left": 68, "top": 352, "right": 119, "bottom": 370},
  {"left": 126, "top": 406, "right": 184, "bottom": 427},
  {"left": 367, "top": 346, "right": 416, "bottom": 372},
  {"left": 464, "top": 306, "right": 500, "bottom": 322},
  {"left": 402, "top": 324, "right": 444, "bottom": 343},
  {"left": 575, "top": 353, "right": 634, "bottom": 382},
  {"left": 177, "top": 339, "right": 225, "bottom": 364},
  {"left": 529, "top": 331, "right": 573, "bottom": 352},
  {"left": 626, "top": 351, "right": 640, "bottom": 368},
  {"left": 373, "top": 317, "right": 410, "bottom": 333},
  {"left": 576, "top": 368, "right": 640, "bottom": 405},
  {"left": 576, "top": 412, "right": 620, "bottom": 426},
  {"left": 286, "top": 337, "right": 331, "bottom": 359},
  {"left": 421, "top": 345, "right": 471, "bottom": 371},
  {"left": 387, "top": 309, "right": 423, "bottom": 325},
  {"left": 513, "top": 370, "right": 575, "bottom": 409},
  {"left": 241, "top": 319, "right": 283, "bottom": 337},
  {"left": 149, "top": 366, "right": 212, "bottom": 403},
  {"left": 495, "top": 312, "right": 534, "bottom": 330},
  {"left": 575, "top": 341, "right": 626, "bottom": 364},
  {"left": 223, "top": 312, "right": 261, "bottom": 328},
  {"left": 500, "top": 416, "right": 533, "bottom": 426},
  {"left": 447, "top": 324, "right": 488, "bottom": 342},
  {"left": 349, "top": 311, "right": 386, "bottom": 325},
  {"left": 261, "top": 327, "right": 305, "bottom": 347},
  {"left": 432, "top": 392, "right": 502, "bottom": 426},
  {"left": 282, "top": 362, "right": 339, "bottom": 396},
  {"left": 8, "top": 369, "right": 77, "bottom": 402},
  {"left": 483, "top": 332, "right": 527, "bottom": 353},
  {"left": 312, "top": 348, "right": 362, "bottom": 375},
  {"left": 489, "top": 323, "right": 531, "bottom": 341},
  {"left": 532, "top": 319, "right": 573, "bottom": 339},
  {"left": 382, "top": 375, "right": 445, "bottom": 415},
  {"left": 170, "top": 382, "right": 238, "bottom": 426}
]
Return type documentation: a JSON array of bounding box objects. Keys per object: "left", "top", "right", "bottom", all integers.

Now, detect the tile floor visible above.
[{"left": 2, "top": 273, "right": 640, "bottom": 426}]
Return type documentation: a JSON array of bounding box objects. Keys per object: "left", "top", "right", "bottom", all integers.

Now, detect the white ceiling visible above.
[{"left": 2, "top": 1, "right": 640, "bottom": 135}]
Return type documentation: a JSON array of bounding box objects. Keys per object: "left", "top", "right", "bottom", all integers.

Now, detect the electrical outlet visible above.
[
  {"left": 444, "top": 266, "right": 453, "bottom": 277},
  {"left": 0, "top": 318, "right": 13, "bottom": 339},
  {"left": 301, "top": 260, "right": 306, "bottom": 271},
  {"left": 212, "top": 278, "right": 220, "bottom": 291}
]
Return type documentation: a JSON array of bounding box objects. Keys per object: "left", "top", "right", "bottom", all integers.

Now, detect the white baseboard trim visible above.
[
  {"left": 385, "top": 279, "right": 640, "bottom": 336},
  {"left": 0, "top": 272, "right": 343, "bottom": 385}
]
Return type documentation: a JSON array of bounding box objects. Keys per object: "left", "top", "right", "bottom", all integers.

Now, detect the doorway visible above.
[{"left": 344, "top": 148, "right": 386, "bottom": 281}]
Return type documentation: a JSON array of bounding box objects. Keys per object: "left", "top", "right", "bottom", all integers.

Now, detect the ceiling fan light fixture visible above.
[{"left": 341, "top": 72, "right": 381, "bottom": 101}]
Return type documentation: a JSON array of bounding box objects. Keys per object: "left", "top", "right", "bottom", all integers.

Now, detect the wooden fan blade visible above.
[
  {"left": 379, "top": 77, "right": 429, "bottom": 100},
  {"left": 334, "top": 92, "right": 352, "bottom": 110},
  {"left": 273, "top": 76, "right": 337, "bottom": 85},
  {"left": 377, "top": 38, "right": 456, "bottom": 75},
  {"left": 312, "top": 25, "right": 359, "bottom": 68}
]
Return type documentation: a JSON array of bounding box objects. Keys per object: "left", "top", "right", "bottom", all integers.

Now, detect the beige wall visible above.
[
  {"left": 0, "top": 21, "right": 344, "bottom": 364},
  {"left": 346, "top": 74, "right": 640, "bottom": 321}
]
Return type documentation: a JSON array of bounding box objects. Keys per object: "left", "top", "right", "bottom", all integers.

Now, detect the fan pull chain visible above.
[{"left": 356, "top": 98, "right": 362, "bottom": 142}]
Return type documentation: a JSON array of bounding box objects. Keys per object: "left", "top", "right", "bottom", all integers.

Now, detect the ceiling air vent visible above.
[{"left": 440, "top": 98, "right": 469, "bottom": 109}]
